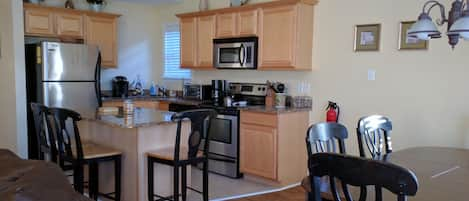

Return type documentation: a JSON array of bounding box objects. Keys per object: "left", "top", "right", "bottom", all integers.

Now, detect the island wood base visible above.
[{"left": 79, "top": 120, "right": 191, "bottom": 201}]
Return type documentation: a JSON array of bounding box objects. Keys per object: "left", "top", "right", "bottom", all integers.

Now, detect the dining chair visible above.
[
  {"left": 49, "top": 107, "right": 122, "bottom": 201},
  {"left": 356, "top": 115, "right": 393, "bottom": 160},
  {"left": 30, "top": 103, "right": 57, "bottom": 162},
  {"left": 356, "top": 115, "right": 393, "bottom": 200},
  {"left": 304, "top": 122, "right": 350, "bottom": 201},
  {"left": 147, "top": 109, "right": 217, "bottom": 201},
  {"left": 309, "top": 152, "right": 419, "bottom": 201}
]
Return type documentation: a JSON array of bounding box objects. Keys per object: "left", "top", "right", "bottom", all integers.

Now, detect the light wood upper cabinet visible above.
[
  {"left": 24, "top": 8, "right": 55, "bottom": 37},
  {"left": 215, "top": 10, "right": 257, "bottom": 38},
  {"left": 240, "top": 124, "right": 278, "bottom": 180},
  {"left": 238, "top": 9, "right": 258, "bottom": 36},
  {"left": 259, "top": 5, "right": 296, "bottom": 69},
  {"left": 196, "top": 15, "right": 216, "bottom": 68},
  {"left": 56, "top": 12, "right": 84, "bottom": 38},
  {"left": 259, "top": 3, "right": 314, "bottom": 70},
  {"left": 177, "top": 0, "right": 316, "bottom": 71},
  {"left": 85, "top": 15, "right": 119, "bottom": 68},
  {"left": 180, "top": 17, "right": 197, "bottom": 68},
  {"left": 23, "top": 3, "right": 120, "bottom": 68},
  {"left": 216, "top": 13, "right": 237, "bottom": 38}
]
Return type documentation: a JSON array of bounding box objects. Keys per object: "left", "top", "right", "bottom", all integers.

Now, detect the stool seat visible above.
[
  {"left": 147, "top": 147, "right": 203, "bottom": 161},
  {"left": 82, "top": 143, "right": 122, "bottom": 160}
]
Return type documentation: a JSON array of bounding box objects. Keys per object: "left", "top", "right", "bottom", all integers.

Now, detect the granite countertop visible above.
[
  {"left": 240, "top": 106, "right": 312, "bottom": 114},
  {"left": 102, "top": 96, "right": 202, "bottom": 106},
  {"left": 83, "top": 108, "right": 176, "bottom": 129}
]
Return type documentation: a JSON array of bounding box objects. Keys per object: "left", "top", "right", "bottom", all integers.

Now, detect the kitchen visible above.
[
  {"left": 3, "top": 0, "right": 469, "bottom": 201},
  {"left": 21, "top": 0, "right": 315, "bottom": 201}
]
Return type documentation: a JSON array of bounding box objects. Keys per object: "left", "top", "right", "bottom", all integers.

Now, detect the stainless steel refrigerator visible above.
[{"left": 25, "top": 42, "right": 102, "bottom": 159}]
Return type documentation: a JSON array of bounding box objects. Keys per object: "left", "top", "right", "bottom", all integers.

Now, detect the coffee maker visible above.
[
  {"left": 112, "top": 76, "right": 129, "bottom": 97},
  {"left": 211, "top": 80, "right": 228, "bottom": 106}
]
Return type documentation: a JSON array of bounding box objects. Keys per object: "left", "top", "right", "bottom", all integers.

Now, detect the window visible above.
[{"left": 163, "top": 23, "right": 191, "bottom": 79}]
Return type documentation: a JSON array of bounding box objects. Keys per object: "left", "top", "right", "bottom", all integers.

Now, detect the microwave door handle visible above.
[
  {"left": 243, "top": 45, "right": 248, "bottom": 65},
  {"left": 239, "top": 44, "right": 245, "bottom": 66}
]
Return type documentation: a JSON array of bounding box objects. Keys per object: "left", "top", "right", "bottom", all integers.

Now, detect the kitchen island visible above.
[{"left": 78, "top": 108, "right": 190, "bottom": 201}]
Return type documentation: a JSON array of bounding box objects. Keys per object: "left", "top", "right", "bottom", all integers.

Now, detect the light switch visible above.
[{"left": 368, "top": 69, "right": 376, "bottom": 81}]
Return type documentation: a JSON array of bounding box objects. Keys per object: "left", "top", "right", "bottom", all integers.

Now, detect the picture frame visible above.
[
  {"left": 399, "top": 21, "right": 428, "bottom": 50},
  {"left": 354, "top": 24, "right": 381, "bottom": 52}
]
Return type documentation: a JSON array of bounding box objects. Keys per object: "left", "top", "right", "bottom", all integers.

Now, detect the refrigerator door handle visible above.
[{"left": 95, "top": 52, "right": 102, "bottom": 107}]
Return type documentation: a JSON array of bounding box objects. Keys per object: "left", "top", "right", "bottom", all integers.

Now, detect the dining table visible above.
[{"left": 320, "top": 147, "right": 469, "bottom": 201}]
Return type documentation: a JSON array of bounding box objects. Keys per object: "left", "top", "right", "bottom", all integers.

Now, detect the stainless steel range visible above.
[{"left": 168, "top": 82, "right": 267, "bottom": 178}]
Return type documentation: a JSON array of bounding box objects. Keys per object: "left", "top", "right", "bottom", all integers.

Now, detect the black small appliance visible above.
[
  {"left": 112, "top": 76, "right": 129, "bottom": 97},
  {"left": 211, "top": 80, "right": 228, "bottom": 106}
]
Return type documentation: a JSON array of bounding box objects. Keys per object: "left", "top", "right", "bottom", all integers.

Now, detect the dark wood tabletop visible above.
[{"left": 350, "top": 147, "right": 469, "bottom": 201}]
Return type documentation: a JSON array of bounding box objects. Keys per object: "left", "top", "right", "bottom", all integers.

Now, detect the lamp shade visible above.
[
  {"left": 407, "top": 18, "right": 441, "bottom": 40},
  {"left": 448, "top": 15, "right": 469, "bottom": 40}
]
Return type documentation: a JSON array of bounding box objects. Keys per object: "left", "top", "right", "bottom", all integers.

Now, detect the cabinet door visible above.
[
  {"left": 158, "top": 101, "right": 170, "bottom": 111},
  {"left": 24, "top": 8, "right": 55, "bottom": 37},
  {"left": 102, "top": 101, "right": 123, "bottom": 107},
  {"left": 180, "top": 17, "right": 197, "bottom": 68},
  {"left": 56, "top": 12, "right": 84, "bottom": 38},
  {"left": 259, "top": 5, "right": 297, "bottom": 69},
  {"left": 216, "top": 13, "right": 237, "bottom": 38},
  {"left": 238, "top": 10, "right": 258, "bottom": 36},
  {"left": 85, "top": 16, "right": 118, "bottom": 68},
  {"left": 240, "top": 124, "right": 277, "bottom": 180},
  {"left": 196, "top": 15, "right": 216, "bottom": 68}
]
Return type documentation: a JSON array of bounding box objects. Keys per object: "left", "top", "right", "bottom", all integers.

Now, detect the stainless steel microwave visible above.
[{"left": 213, "top": 37, "right": 258, "bottom": 69}]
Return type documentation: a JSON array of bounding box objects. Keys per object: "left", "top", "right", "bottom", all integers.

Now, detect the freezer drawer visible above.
[{"left": 43, "top": 82, "right": 98, "bottom": 118}]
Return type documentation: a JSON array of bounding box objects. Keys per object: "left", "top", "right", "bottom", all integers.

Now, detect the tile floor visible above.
[{"left": 187, "top": 168, "right": 284, "bottom": 201}]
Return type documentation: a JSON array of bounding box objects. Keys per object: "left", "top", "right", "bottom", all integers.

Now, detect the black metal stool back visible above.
[
  {"left": 306, "top": 122, "right": 348, "bottom": 154},
  {"left": 48, "top": 107, "right": 84, "bottom": 167},
  {"left": 309, "top": 152, "right": 418, "bottom": 201},
  {"left": 306, "top": 122, "right": 350, "bottom": 201},
  {"left": 30, "top": 103, "right": 57, "bottom": 162},
  {"left": 357, "top": 115, "right": 393, "bottom": 160},
  {"left": 171, "top": 109, "right": 217, "bottom": 162}
]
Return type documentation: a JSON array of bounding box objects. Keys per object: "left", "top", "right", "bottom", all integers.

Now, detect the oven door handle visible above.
[{"left": 208, "top": 154, "right": 237, "bottom": 163}]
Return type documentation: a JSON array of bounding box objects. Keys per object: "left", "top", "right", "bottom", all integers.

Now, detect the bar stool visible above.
[
  {"left": 147, "top": 109, "right": 217, "bottom": 201},
  {"left": 30, "top": 103, "right": 57, "bottom": 162},
  {"left": 49, "top": 107, "right": 122, "bottom": 201}
]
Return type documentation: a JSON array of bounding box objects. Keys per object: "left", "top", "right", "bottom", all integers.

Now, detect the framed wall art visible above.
[
  {"left": 399, "top": 21, "right": 428, "bottom": 50},
  {"left": 354, "top": 24, "right": 381, "bottom": 52}
]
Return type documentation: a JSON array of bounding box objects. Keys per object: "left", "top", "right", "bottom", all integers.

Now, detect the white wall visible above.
[
  {"left": 0, "top": 0, "right": 27, "bottom": 158},
  {"left": 153, "top": 0, "right": 469, "bottom": 155}
]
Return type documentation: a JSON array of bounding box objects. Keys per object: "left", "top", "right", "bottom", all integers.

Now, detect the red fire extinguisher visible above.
[{"left": 326, "top": 101, "right": 340, "bottom": 122}]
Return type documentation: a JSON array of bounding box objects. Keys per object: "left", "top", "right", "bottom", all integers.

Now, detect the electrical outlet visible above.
[{"left": 368, "top": 69, "right": 376, "bottom": 81}]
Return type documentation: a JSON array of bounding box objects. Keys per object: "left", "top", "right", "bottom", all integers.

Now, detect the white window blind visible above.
[{"left": 163, "top": 23, "right": 191, "bottom": 79}]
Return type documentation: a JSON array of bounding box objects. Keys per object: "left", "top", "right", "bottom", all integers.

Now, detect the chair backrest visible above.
[
  {"left": 306, "top": 122, "right": 348, "bottom": 155},
  {"left": 310, "top": 152, "right": 418, "bottom": 201},
  {"left": 357, "top": 115, "right": 392, "bottom": 159},
  {"left": 30, "top": 103, "right": 57, "bottom": 162},
  {"left": 48, "top": 107, "right": 84, "bottom": 166},
  {"left": 171, "top": 109, "right": 217, "bottom": 161}
]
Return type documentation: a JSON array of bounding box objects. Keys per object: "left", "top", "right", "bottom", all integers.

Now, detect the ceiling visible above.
[{"left": 112, "top": 0, "right": 182, "bottom": 4}]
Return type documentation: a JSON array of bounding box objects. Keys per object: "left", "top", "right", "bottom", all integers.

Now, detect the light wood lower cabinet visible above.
[
  {"left": 102, "top": 100, "right": 170, "bottom": 111},
  {"left": 240, "top": 110, "right": 309, "bottom": 185},
  {"left": 240, "top": 124, "right": 278, "bottom": 180}
]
